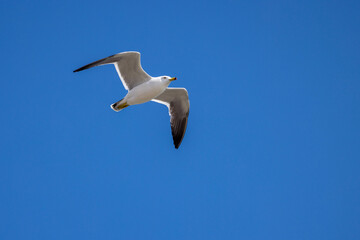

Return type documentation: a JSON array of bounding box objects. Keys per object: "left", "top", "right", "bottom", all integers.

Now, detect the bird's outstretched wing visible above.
[
  {"left": 74, "top": 51, "right": 151, "bottom": 90},
  {"left": 152, "top": 88, "right": 190, "bottom": 149}
]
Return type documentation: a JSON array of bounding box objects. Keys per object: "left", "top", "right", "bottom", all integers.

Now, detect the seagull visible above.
[{"left": 74, "top": 51, "right": 189, "bottom": 149}]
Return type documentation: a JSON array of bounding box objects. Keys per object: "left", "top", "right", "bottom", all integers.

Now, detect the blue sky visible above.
[{"left": 1, "top": 0, "right": 360, "bottom": 239}]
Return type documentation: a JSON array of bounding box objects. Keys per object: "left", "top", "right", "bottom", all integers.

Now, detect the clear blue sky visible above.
[{"left": 1, "top": 0, "right": 360, "bottom": 239}]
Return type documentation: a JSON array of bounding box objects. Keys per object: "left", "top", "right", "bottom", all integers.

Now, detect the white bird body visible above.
[
  {"left": 74, "top": 51, "right": 189, "bottom": 149},
  {"left": 125, "top": 77, "right": 170, "bottom": 105}
]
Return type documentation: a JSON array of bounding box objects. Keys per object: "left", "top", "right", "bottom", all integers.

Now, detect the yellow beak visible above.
[{"left": 169, "top": 77, "right": 177, "bottom": 82}]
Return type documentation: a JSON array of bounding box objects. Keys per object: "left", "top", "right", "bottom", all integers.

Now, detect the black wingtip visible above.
[
  {"left": 73, "top": 67, "right": 84, "bottom": 73},
  {"left": 171, "top": 117, "right": 188, "bottom": 150}
]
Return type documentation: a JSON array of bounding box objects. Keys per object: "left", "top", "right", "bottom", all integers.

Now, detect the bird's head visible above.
[{"left": 161, "top": 76, "right": 177, "bottom": 83}]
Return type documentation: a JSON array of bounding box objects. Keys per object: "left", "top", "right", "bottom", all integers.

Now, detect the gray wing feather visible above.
[
  {"left": 74, "top": 51, "right": 151, "bottom": 90},
  {"left": 152, "top": 88, "right": 190, "bottom": 149}
]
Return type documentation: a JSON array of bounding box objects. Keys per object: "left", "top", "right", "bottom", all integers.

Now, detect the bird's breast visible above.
[{"left": 126, "top": 80, "right": 168, "bottom": 105}]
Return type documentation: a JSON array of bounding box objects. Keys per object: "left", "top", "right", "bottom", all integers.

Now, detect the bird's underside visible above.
[{"left": 74, "top": 51, "right": 190, "bottom": 149}]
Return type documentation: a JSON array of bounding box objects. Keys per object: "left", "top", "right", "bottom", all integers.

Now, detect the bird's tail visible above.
[{"left": 111, "top": 98, "right": 129, "bottom": 112}]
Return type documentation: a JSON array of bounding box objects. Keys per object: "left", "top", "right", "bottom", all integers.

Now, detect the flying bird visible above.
[{"left": 74, "top": 51, "right": 189, "bottom": 149}]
